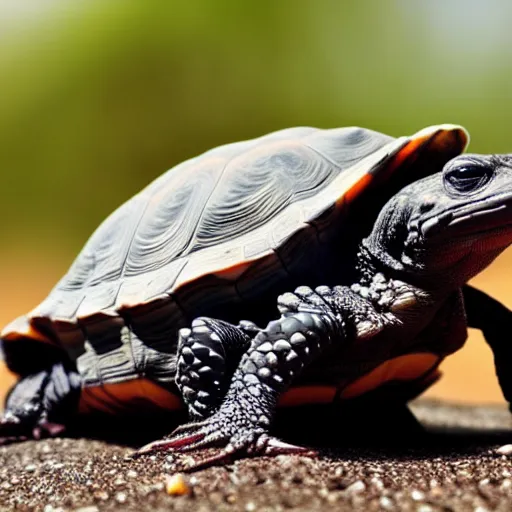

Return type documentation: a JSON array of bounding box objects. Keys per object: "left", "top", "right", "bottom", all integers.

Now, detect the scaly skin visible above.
[
  {"left": 0, "top": 363, "right": 80, "bottom": 445},
  {"left": 137, "top": 154, "right": 512, "bottom": 469}
]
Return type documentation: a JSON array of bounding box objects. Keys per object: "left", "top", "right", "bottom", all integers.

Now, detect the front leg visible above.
[
  {"left": 462, "top": 285, "right": 512, "bottom": 406},
  {"left": 136, "top": 284, "right": 389, "bottom": 467},
  {"left": 176, "top": 318, "right": 255, "bottom": 420}
]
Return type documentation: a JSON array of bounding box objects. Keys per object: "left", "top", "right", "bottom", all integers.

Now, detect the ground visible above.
[{"left": 0, "top": 400, "right": 511, "bottom": 511}]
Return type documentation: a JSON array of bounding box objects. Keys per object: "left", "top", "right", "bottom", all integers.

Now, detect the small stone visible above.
[
  {"left": 370, "top": 476, "right": 384, "bottom": 490},
  {"left": 245, "top": 501, "right": 256, "bottom": 511},
  {"left": 126, "top": 470, "right": 138, "bottom": 478},
  {"left": 496, "top": 444, "right": 512, "bottom": 456},
  {"left": 74, "top": 507, "right": 99, "bottom": 512},
  {"left": 318, "top": 487, "right": 329, "bottom": 498},
  {"left": 345, "top": 480, "right": 365, "bottom": 494},
  {"left": 411, "top": 489, "right": 425, "bottom": 501},
  {"left": 166, "top": 473, "right": 191, "bottom": 496},
  {"left": 416, "top": 506, "right": 433, "bottom": 512},
  {"left": 379, "top": 496, "right": 394, "bottom": 510},
  {"left": 226, "top": 494, "right": 237, "bottom": 504},
  {"left": 257, "top": 342, "right": 273, "bottom": 352},
  {"left": 93, "top": 491, "right": 109, "bottom": 501},
  {"left": 24, "top": 464, "right": 37, "bottom": 472},
  {"left": 115, "top": 492, "right": 127, "bottom": 503}
]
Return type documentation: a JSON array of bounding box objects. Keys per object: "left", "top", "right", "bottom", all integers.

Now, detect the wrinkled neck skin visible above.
[{"left": 355, "top": 163, "right": 512, "bottom": 304}]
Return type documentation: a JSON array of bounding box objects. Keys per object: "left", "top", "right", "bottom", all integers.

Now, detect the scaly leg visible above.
[
  {"left": 176, "top": 318, "right": 256, "bottom": 420},
  {"left": 0, "top": 363, "right": 81, "bottom": 444},
  {"left": 135, "top": 284, "right": 387, "bottom": 468}
]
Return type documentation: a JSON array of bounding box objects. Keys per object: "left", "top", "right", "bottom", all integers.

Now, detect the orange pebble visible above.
[{"left": 165, "top": 473, "right": 191, "bottom": 496}]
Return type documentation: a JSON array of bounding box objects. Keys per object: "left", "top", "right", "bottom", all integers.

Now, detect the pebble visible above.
[
  {"left": 115, "top": 492, "right": 127, "bottom": 503},
  {"left": 24, "top": 464, "right": 36, "bottom": 472},
  {"left": 501, "top": 479, "right": 512, "bottom": 490},
  {"left": 245, "top": 501, "right": 256, "bottom": 511},
  {"left": 126, "top": 470, "right": 138, "bottom": 478},
  {"left": 417, "top": 506, "right": 433, "bottom": 512},
  {"left": 93, "top": 490, "right": 109, "bottom": 501},
  {"left": 411, "top": 489, "right": 425, "bottom": 501},
  {"left": 496, "top": 444, "right": 512, "bottom": 456},
  {"left": 345, "top": 480, "right": 365, "bottom": 494},
  {"left": 166, "top": 473, "right": 191, "bottom": 496},
  {"left": 379, "top": 496, "right": 394, "bottom": 510},
  {"left": 74, "top": 507, "right": 99, "bottom": 512}
]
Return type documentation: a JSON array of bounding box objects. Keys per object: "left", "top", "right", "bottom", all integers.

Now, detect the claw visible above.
[
  {"left": 32, "top": 422, "right": 66, "bottom": 440},
  {"left": 180, "top": 436, "right": 315, "bottom": 472},
  {"left": 133, "top": 432, "right": 206, "bottom": 457},
  {"left": 0, "top": 434, "right": 29, "bottom": 446},
  {"left": 182, "top": 449, "right": 237, "bottom": 472},
  {"left": 168, "top": 419, "right": 209, "bottom": 437},
  {"left": 262, "top": 437, "right": 316, "bottom": 457}
]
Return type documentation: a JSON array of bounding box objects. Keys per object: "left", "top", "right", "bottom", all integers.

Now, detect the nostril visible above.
[{"left": 419, "top": 197, "right": 436, "bottom": 213}]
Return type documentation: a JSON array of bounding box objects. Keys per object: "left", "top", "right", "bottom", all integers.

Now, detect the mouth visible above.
[{"left": 420, "top": 193, "right": 512, "bottom": 244}]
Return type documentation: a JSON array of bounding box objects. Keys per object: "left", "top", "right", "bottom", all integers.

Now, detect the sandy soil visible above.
[{"left": 0, "top": 400, "right": 511, "bottom": 511}]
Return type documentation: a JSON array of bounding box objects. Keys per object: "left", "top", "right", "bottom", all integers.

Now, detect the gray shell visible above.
[{"left": 4, "top": 124, "right": 468, "bottom": 382}]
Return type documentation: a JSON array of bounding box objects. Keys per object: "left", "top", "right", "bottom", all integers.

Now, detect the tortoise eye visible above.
[{"left": 444, "top": 163, "right": 493, "bottom": 194}]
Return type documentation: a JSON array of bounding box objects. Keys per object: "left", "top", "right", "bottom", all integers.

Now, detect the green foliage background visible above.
[{"left": 2, "top": 0, "right": 512, "bottom": 256}]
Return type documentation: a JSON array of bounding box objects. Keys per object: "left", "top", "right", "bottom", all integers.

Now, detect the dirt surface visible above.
[{"left": 0, "top": 400, "right": 511, "bottom": 511}]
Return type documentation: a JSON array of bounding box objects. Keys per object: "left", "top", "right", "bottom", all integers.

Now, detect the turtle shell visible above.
[{"left": 1, "top": 124, "right": 468, "bottom": 413}]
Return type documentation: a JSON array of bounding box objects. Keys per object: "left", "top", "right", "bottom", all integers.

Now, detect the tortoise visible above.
[{"left": 1, "top": 124, "right": 512, "bottom": 468}]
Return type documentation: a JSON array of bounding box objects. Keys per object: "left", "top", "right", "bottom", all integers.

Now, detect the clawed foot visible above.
[
  {"left": 132, "top": 413, "right": 315, "bottom": 470},
  {"left": 0, "top": 412, "right": 66, "bottom": 445}
]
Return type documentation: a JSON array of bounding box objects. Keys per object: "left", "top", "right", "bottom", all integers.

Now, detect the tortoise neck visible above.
[{"left": 356, "top": 239, "right": 409, "bottom": 285}]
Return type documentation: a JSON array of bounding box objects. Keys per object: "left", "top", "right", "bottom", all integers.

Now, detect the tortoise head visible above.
[{"left": 362, "top": 154, "right": 512, "bottom": 290}]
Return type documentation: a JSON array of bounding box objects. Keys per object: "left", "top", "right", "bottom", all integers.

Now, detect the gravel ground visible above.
[{"left": 0, "top": 399, "right": 511, "bottom": 511}]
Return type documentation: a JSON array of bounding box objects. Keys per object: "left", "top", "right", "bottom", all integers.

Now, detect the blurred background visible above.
[{"left": 1, "top": 0, "right": 511, "bottom": 405}]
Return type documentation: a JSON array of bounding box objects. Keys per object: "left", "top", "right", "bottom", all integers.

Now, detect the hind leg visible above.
[
  {"left": 176, "top": 319, "right": 256, "bottom": 420},
  {"left": 0, "top": 363, "right": 81, "bottom": 444}
]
